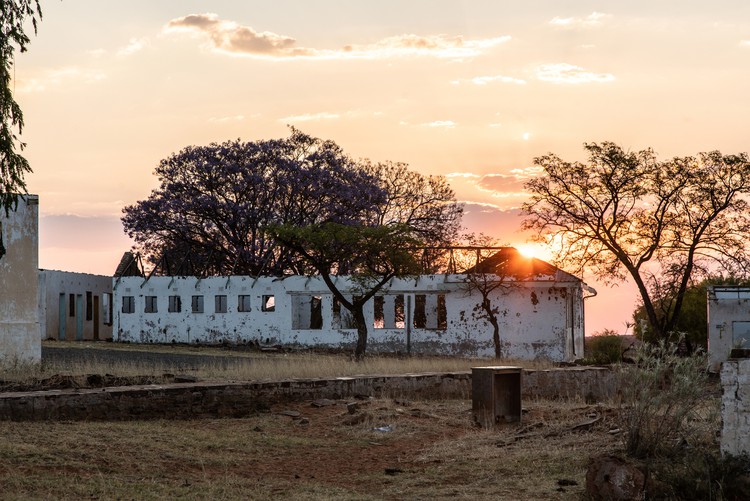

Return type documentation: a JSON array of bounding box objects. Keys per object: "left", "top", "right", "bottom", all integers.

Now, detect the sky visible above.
[{"left": 13, "top": 0, "right": 750, "bottom": 335}]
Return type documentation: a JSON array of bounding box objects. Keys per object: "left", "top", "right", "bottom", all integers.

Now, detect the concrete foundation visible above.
[{"left": 720, "top": 358, "right": 750, "bottom": 456}]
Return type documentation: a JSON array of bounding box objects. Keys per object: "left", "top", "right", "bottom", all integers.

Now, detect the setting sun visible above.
[{"left": 516, "top": 244, "right": 546, "bottom": 260}]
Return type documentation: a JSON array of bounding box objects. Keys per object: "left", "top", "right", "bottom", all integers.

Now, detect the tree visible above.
[
  {"left": 122, "top": 128, "right": 385, "bottom": 275},
  {"left": 270, "top": 164, "right": 463, "bottom": 360},
  {"left": 269, "top": 222, "right": 423, "bottom": 360},
  {"left": 0, "top": 0, "right": 42, "bottom": 259},
  {"left": 522, "top": 142, "right": 750, "bottom": 344}
]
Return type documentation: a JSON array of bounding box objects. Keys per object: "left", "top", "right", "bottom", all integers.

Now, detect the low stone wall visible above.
[
  {"left": 721, "top": 359, "right": 750, "bottom": 456},
  {"left": 0, "top": 367, "right": 616, "bottom": 421}
]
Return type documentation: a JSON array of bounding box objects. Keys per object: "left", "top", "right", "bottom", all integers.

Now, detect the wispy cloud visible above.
[
  {"left": 280, "top": 112, "right": 341, "bottom": 122},
  {"left": 208, "top": 114, "right": 250, "bottom": 123},
  {"left": 535, "top": 63, "right": 614, "bottom": 84},
  {"left": 549, "top": 12, "right": 612, "bottom": 29},
  {"left": 452, "top": 74, "right": 526, "bottom": 86},
  {"left": 423, "top": 120, "right": 456, "bottom": 128},
  {"left": 163, "top": 13, "right": 510, "bottom": 59},
  {"left": 17, "top": 67, "right": 107, "bottom": 93},
  {"left": 117, "top": 37, "right": 149, "bottom": 56}
]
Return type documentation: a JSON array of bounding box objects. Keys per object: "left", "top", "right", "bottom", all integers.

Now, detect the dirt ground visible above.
[{"left": 0, "top": 395, "right": 620, "bottom": 500}]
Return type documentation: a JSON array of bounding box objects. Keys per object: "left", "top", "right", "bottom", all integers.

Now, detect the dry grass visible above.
[
  {"left": 1, "top": 341, "right": 554, "bottom": 386},
  {"left": 0, "top": 397, "right": 623, "bottom": 500}
]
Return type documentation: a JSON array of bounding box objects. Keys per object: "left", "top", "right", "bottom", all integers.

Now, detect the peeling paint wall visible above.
[
  {"left": 38, "top": 270, "right": 113, "bottom": 341},
  {"left": 0, "top": 196, "right": 41, "bottom": 363},
  {"left": 707, "top": 286, "right": 750, "bottom": 371},
  {"left": 113, "top": 273, "right": 587, "bottom": 362}
]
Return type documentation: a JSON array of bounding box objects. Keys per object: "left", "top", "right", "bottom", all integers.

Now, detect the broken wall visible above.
[
  {"left": 707, "top": 286, "right": 750, "bottom": 371},
  {"left": 0, "top": 196, "right": 40, "bottom": 363}
]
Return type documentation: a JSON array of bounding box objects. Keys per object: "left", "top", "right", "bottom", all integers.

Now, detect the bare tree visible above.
[{"left": 522, "top": 142, "right": 750, "bottom": 344}]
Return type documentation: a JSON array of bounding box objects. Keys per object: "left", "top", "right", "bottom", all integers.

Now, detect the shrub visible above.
[
  {"left": 583, "top": 331, "right": 624, "bottom": 365},
  {"left": 619, "top": 338, "right": 717, "bottom": 459}
]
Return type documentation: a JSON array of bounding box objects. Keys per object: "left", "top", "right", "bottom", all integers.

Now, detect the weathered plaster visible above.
[
  {"left": 114, "top": 272, "right": 588, "bottom": 362},
  {"left": 0, "top": 196, "right": 40, "bottom": 363}
]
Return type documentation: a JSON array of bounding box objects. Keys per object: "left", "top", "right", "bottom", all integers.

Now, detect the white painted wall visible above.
[
  {"left": 707, "top": 286, "right": 750, "bottom": 371},
  {"left": 0, "top": 196, "right": 41, "bottom": 363},
  {"left": 114, "top": 272, "right": 587, "bottom": 361},
  {"left": 38, "top": 270, "right": 113, "bottom": 341}
]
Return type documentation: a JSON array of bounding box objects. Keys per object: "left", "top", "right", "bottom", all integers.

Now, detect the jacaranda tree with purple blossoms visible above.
[
  {"left": 122, "top": 128, "right": 385, "bottom": 275},
  {"left": 124, "top": 128, "right": 463, "bottom": 359}
]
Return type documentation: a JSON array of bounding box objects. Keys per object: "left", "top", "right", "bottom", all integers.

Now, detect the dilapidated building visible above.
[
  {"left": 114, "top": 249, "right": 594, "bottom": 361},
  {"left": 38, "top": 270, "right": 113, "bottom": 341},
  {"left": 707, "top": 285, "right": 750, "bottom": 371},
  {"left": 0, "top": 195, "right": 41, "bottom": 363}
]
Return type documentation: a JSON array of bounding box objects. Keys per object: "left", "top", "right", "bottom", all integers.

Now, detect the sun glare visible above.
[{"left": 516, "top": 244, "right": 546, "bottom": 260}]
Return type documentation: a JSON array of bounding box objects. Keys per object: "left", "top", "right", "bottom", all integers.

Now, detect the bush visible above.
[
  {"left": 619, "top": 338, "right": 717, "bottom": 459},
  {"left": 583, "top": 332, "right": 624, "bottom": 365}
]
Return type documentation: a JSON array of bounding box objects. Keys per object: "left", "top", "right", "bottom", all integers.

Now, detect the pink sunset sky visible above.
[{"left": 14, "top": 0, "right": 750, "bottom": 335}]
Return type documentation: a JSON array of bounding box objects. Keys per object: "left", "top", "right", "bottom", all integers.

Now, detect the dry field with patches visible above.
[{"left": 0, "top": 396, "right": 621, "bottom": 500}]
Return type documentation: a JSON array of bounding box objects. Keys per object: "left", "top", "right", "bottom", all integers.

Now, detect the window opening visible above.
[
  {"left": 192, "top": 295, "right": 204, "bottom": 313},
  {"left": 215, "top": 295, "right": 227, "bottom": 313},
  {"left": 122, "top": 296, "right": 135, "bottom": 314},
  {"left": 238, "top": 295, "right": 252, "bottom": 312},
  {"left": 85, "top": 291, "right": 93, "bottom": 321},
  {"left": 262, "top": 295, "right": 275, "bottom": 312},
  {"left": 144, "top": 296, "right": 158, "bottom": 313},
  {"left": 168, "top": 295, "right": 182, "bottom": 313}
]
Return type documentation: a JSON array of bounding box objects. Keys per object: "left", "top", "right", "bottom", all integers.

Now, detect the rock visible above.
[
  {"left": 342, "top": 412, "right": 370, "bottom": 426},
  {"left": 278, "top": 410, "right": 301, "bottom": 418},
  {"left": 298, "top": 417, "right": 310, "bottom": 425},
  {"left": 585, "top": 454, "right": 646, "bottom": 501},
  {"left": 346, "top": 402, "right": 359, "bottom": 414},
  {"left": 311, "top": 398, "right": 336, "bottom": 408},
  {"left": 174, "top": 375, "right": 199, "bottom": 383}
]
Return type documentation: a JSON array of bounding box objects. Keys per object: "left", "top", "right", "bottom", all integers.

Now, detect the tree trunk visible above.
[
  {"left": 353, "top": 307, "right": 368, "bottom": 361},
  {"left": 482, "top": 297, "right": 502, "bottom": 358}
]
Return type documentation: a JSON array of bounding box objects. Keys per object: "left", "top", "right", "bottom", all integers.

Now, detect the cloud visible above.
[
  {"left": 452, "top": 74, "right": 526, "bottom": 85},
  {"left": 741, "top": 40, "right": 750, "bottom": 47},
  {"left": 535, "top": 63, "right": 614, "bottom": 84},
  {"left": 460, "top": 204, "right": 528, "bottom": 242},
  {"left": 549, "top": 12, "right": 612, "bottom": 29},
  {"left": 117, "top": 37, "right": 149, "bottom": 56},
  {"left": 16, "top": 67, "right": 107, "bottom": 93},
  {"left": 208, "top": 114, "right": 249, "bottom": 123},
  {"left": 163, "top": 13, "right": 510, "bottom": 59},
  {"left": 424, "top": 120, "right": 456, "bottom": 128},
  {"left": 475, "top": 173, "right": 528, "bottom": 196},
  {"left": 280, "top": 112, "right": 341, "bottom": 122}
]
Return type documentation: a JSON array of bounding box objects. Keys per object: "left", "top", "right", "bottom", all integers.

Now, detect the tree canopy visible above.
[
  {"left": 1, "top": 0, "right": 42, "bottom": 258},
  {"left": 522, "top": 142, "right": 750, "bottom": 343},
  {"left": 122, "top": 128, "right": 386, "bottom": 275}
]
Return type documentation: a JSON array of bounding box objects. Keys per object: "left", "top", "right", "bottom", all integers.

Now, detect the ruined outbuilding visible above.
[
  {"left": 114, "top": 249, "right": 593, "bottom": 361},
  {"left": 0, "top": 195, "right": 41, "bottom": 363},
  {"left": 707, "top": 285, "right": 750, "bottom": 371}
]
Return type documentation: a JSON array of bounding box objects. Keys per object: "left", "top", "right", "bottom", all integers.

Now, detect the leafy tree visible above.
[
  {"left": 522, "top": 142, "right": 750, "bottom": 345},
  {"left": 270, "top": 165, "right": 462, "bottom": 360},
  {"left": 0, "top": 0, "right": 42, "bottom": 259},
  {"left": 633, "top": 275, "right": 750, "bottom": 349},
  {"left": 269, "top": 222, "right": 423, "bottom": 360},
  {"left": 122, "top": 129, "right": 385, "bottom": 275}
]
